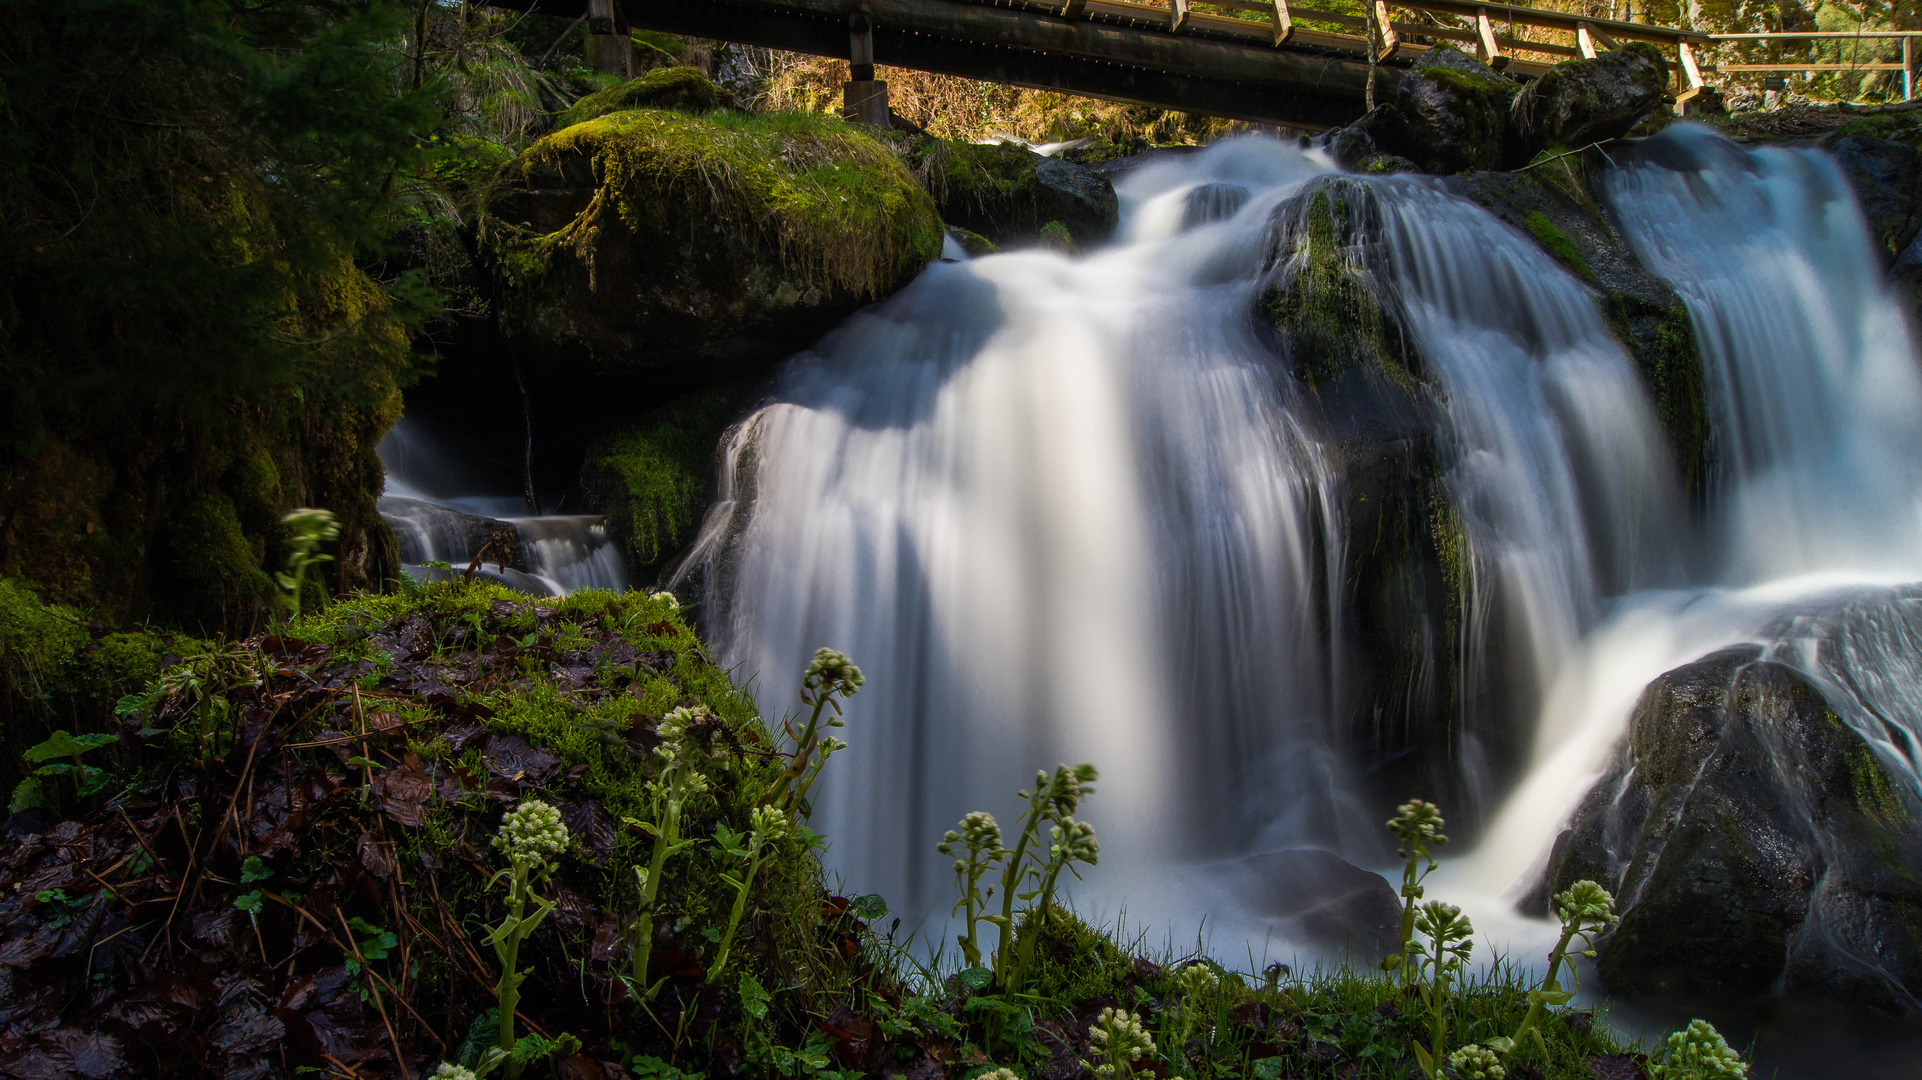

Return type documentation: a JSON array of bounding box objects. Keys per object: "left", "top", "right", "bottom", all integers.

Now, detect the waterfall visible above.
[
  {"left": 690, "top": 140, "right": 1371, "bottom": 916},
  {"left": 376, "top": 419, "right": 632, "bottom": 596},
  {"left": 1468, "top": 124, "right": 1922, "bottom": 893}
]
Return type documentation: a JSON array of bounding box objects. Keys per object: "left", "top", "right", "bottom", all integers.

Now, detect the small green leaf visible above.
[
  {"left": 739, "top": 972, "right": 772, "bottom": 1020},
  {"left": 8, "top": 776, "right": 45, "bottom": 814},
  {"left": 849, "top": 894, "right": 888, "bottom": 920},
  {"left": 23, "top": 730, "right": 116, "bottom": 764},
  {"left": 955, "top": 966, "right": 993, "bottom": 991},
  {"left": 240, "top": 856, "right": 273, "bottom": 884}
]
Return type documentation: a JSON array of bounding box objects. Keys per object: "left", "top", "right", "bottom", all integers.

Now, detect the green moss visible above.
[
  {"left": 556, "top": 65, "right": 725, "bottom": 128},
  {"left": 1037, "top": 219, "right": 1075, "bottom": 253},
  {"left": 946, "top": 225, "right": 998, "bottom": 256},
  {"left": 1523, "top": 210, "right": 1597, "bottom": 284},
  {"left": 160, "top": 492, "right": 275, "bottom": 631},
  {"left": 1608, "top": 299, "right": 1708, "bottom": 496},
  {"left": 580, "top": 385, "right": 753, "bottom": 577},
  {"left": 1260, "top": 186, "right": 1415, "bottom": 394},
  {"left": 484, "top": 109, "right": 944, "bottom": 323},
  {"left": 1007, "top": 904, "right": 1160, "bottom": 1004}
]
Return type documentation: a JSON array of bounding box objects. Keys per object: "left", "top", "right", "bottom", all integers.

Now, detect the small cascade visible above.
[
  {"left": 1342, "top": 178, "right": 1687, "bottom": 810},
  {"left": 1604, "top": 125, "right": 1922, "bottom": 582},
  {"left": 375, "top": 420, "right": 631, "bottom": 596}
]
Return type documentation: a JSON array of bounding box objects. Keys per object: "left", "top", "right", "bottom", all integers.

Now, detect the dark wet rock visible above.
[
  {"left": 1544, "top": 642, "right": 1922, "bottom": 1012},
  {"left": 914, "top": 139, "right": 1120, "bottom": 248},
  {"left": 1385, "top": 48, "right": 1518, "bottom": 174},
  {"left": 1817, "top": 132, "right": 1922, "bottom": 264},
  {"left": 1506, "top": 43, "right": 1672, "bottom": 167},
  {"left": 1231, "top": 848, "right": 1401, "bottom": 953},
  {"left": 378, "top": 496, "right": 527, "bottom": 571}
]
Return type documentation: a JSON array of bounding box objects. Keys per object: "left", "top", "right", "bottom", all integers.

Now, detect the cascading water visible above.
[
  {"left": 377, "top": 419, "right": 631, "bottom": 595},
  {"left": 1468, "top": 125, "right": 1922, "bottom": 900},
  {"left": 689, "top": 141, "right": 1373, "bottom": 920}
]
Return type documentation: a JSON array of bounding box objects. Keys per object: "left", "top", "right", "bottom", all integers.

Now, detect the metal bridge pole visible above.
[{"left": 843, "top": 13, "right": 891, "bottom": 127}]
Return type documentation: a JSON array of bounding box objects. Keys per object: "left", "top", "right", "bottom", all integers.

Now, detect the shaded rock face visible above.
[
  {"left": 1818, "top": 131, "right": 1922, "bottom": 265},
  {"left": 1231, "top": 848, "right": 1403, "bottom": 954},
  {"left": 481, "top": 109, "right": 943, "bottom": 421},
  {"left": 1544, "top": 646, "right": 1922, "bottom": 1012},
  {"left": 1506, "top": 42, "right": 1671, "bottom": 166},
  {"left": 916, "top": 140, "right": 1119, "bottom": 249}
]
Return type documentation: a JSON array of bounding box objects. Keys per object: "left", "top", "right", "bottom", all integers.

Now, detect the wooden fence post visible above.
[
  {"left": 1476, "top": 8, "right": 1508, "bottom": 70},
  {"left": 584, "top": 0, "right": 632, "bottom": 78},
  {"left": 1373, "top": 0, "right": 1400, "bottom": 60}
]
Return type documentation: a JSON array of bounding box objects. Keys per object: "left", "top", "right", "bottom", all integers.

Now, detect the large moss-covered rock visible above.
[
  {"left": 913, "top": 139, "right": 1119, "bottom": 249},
  {"left": 1258, "top": 180, "right": 1466, "bottom": 812},
  {"left": 1544, "top": 639, "right": 1922, "bottom": 1011},
  {"left": 481, "top": 110, "right": 943, "bottom": 411},
  {"left": 1506, "top": 43, "right": 1672, "bottom": 166},
  {"left": 1378, "top": 48, "right": 1518, "bottom": 174}
]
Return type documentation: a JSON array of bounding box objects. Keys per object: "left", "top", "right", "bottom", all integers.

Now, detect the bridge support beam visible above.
[
  {"left": 584, "top": 0, "right": 632, "bottom": 77},
  {"left": 844, "top": 13, "right": 891, "bottom": 126}
]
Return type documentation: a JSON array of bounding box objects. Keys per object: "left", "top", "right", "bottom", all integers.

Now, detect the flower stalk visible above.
[
  {"left": 1381, "top": 798, "right": 1448, "bottom": 987},
  {"left": 623, "top": 706, "right": 709, "bottom": 999},
  {"left": 707, "top": 804, "right": 789, "bottom": 983},
  {"left": 771, "top": 648, "right": 863, "bottom": 813},
  {"left": 483, "top": 800, "right": 568, "bottom": 1079}
]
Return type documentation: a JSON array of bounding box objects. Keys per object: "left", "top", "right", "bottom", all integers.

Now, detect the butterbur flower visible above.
[
  {"left": 431, "top": 1065, "right": 479, "bottom": 1080},
  {"left": 751, "top": 805, "right": 790, "bottom": 844},
  {"left": 802, "top": 647, "right": 864, "bottom": 698},
  {"left": 1177, "top": 961, "right": 1217, "bottom": 1000},
  {"left": 977, "top": 1071, "right": 1022, "bottom": 1080},
  {"left": 280, "top": 507, "right": 341, "bottom": 543},
  {"left": 1082, "top": 1006, "right": 1154, "bottom": 1077},
  {"left": 1049, "top": 819, "right": 1100, "bottom": 866},
  {"left": 493, "top": 799, "right": 568, "bottom": 872},
  {"left": 649, "top": 590, "right": 679, "bottom": 609},
  {"left": 1042, "top": 762, "right": 1097, "bottom": 818},
  {"left": 1449, "top": 1044, "right": 1506, "bottom": 1080},
  {"left": 1652, "top": 1019, "right": 1746, "bottom": 1079},
  {"left": 1387, "top": 798, "right": 1447, "bottom": 854},
  {"left": 1555, "top": 879, "right": 1617, "bottom": 931}
]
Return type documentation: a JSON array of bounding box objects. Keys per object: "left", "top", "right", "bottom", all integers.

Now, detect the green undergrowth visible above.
[
  {"left": 485, "top": 107, "right": 943, "bottom": 313},
  {"left": 579, "top": 384, "right": 754, "bottom": 580},
  {"left": 0, "top": 580, "right": 1648, "bottom": 1079}
]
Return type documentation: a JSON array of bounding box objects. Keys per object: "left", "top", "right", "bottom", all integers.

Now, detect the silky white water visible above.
[{"left": 1467, "top": 125, "right": 1922, "bottom": 896}]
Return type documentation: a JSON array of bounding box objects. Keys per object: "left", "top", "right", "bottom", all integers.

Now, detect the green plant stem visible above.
[
  {"left": 990, "top": 790, "right": 1046, "bottom": 984},
  {"left": 1427, "top": 919, "right": 1452, "bottom": 1071},
  {"left": 772, "top": 695, "right": 829, "bottom": 808},
  {"left": 956, "top": 852, "right": 991, "bottom": 968},
  {"left": 497, "top": 868, "right": 531, "bottom": 1078},
  {"left": 706, "top": 843, "right": 772, "bottom": 983},
  {"left": 1510, "top": 926, "right": 1579, "bottom": 1051},
  {"left": 1395, "top": 851, "right": 1425, "bottom": 986},
  {"left": 1003, "top": 841, "right": 1072, "bottom": 995},
  {"left": 629, "top": 787, "right": 687, "bottom": 995}
]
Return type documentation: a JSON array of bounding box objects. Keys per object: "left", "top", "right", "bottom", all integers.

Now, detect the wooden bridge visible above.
[{"left": 491, "top": 0, "right": 1898, "bottom": 130}]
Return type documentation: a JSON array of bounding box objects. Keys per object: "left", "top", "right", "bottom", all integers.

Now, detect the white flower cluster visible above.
[
  {"left": 493, "top": 799, "right": 568, "bottom": 873},
  {"left": 1651, "top": 1019, "right": 1747, "bottom": 1080},
  {"left": 281, "top": 507, "right": 341, "bottom": 544},
  {"left": 430, "top": 1065, "right": 478, "bottom": 1080},
  {"left": 1048, "top": 819, "right": 1100, "bottom": 867},
  {"left": 1555, "top": 879, "right": 1617, "bottom": 932},
  {"left": 977, "top": 1070, "right": 1023, "bottom": 1080},
  {"left": 1039, "top": 763, "right": 1097, "bottom": 818},
  {"left": 649, "top": 590, "right": 680, "bottom": 609},
  {"left": 751, "top": 805, "right": 790, "bottom": 844},
  {"left": 937, "top": 811, "right": 1003, "bottom": 870},
  {"left": 1450, "top": 1044, "right": 1506, "bottom": 1080},
  {"left": 1083, "top": 1006, "right": 1154, "bottom": 1078},
  {"left": 1176, "top": 961, "right": 1218, "bottom": 1001},
  {"left": 1387, "top": 798, "right": 1447, "bottom": 851},
  {"left": 802, "top": 647, "right": 864, "bottom": 698}
]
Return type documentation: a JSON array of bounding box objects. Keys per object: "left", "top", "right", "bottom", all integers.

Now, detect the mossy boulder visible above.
[
  {"left": 481, "top": 110, "right": 944, "bottom": 412},
  {"left": 556, "top": 65, "right": 726, "bottom": 128},
  {"left": 1441, "top": 168, "right": 1710, "bottom": 500},
  {"left": 578, "top": 384, "right": 753, "bottom": 581},
  {"left": 1257, "top": 179, "right": 1466, "bottom": 814},
  {"left": 1506, "top": 43, "right": 1672, "bottom": 167},
  {"left": 1545, "top": 620, "right": 1922, "bottom": 1012},
  {"left": 912, "top": 139, "right": 1119, "bottom": 249},
  {"left": 1374, "top": 47, "right": 1518, "bottom": 174}
]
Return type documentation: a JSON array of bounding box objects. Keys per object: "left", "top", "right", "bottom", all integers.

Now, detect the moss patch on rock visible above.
[
  {"left": 911, "top": 138, "right": 1119, "bottom": 249},
  {"left": 555, "top": 65, "right": 726, "bottom": 128},
  {"left": 482, "top": 109, "right": 942, "bottom": 407},
  {"left": 579, "top": 384, "right": 754, "bottom": 580}
]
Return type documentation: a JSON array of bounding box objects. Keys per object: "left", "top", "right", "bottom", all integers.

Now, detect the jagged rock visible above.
[
  {"left": 1383, "top": 48, "right": 1517, "bottom": 174},
  {"left": 1506, "top": 43, "right": 1672, "bottom": 166},
  {"left": 481, "top": 108, "right": 942, "bottom": 415},
  {"left": 1543, "top": 643, "right": 1922, "bottom": 1011},
  {"left": 1817, "top": 132, "right": 1922, "bottom": 264},
  {"left": 913, "top": 139, "right": 1119, "bottom": 248},
  {"left": 1230, "top": 849, "right": 1402, "bottom": 953}
]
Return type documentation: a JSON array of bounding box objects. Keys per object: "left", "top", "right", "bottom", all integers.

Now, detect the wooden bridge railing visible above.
[
  {"left": 1046, "top": 0, "right": 1715, "bottom": 103},
  {"left": 1704, "top": 31, "right": 1922, "bottom": 101}
]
